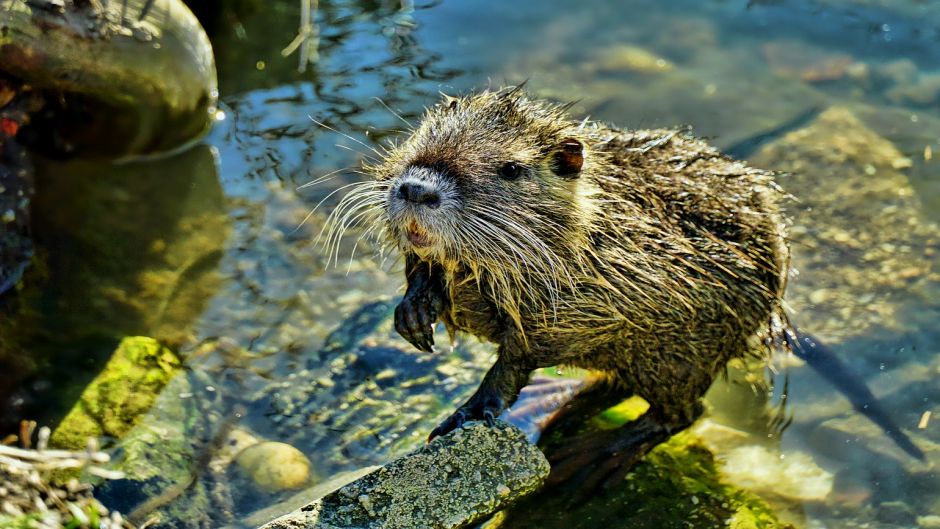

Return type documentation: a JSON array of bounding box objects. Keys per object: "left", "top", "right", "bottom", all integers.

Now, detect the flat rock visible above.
[{"left": 259, "top": 420, "right": 549, "bottom": 529}]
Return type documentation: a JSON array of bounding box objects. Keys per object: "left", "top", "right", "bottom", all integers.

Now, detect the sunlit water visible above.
[{"left": 4, "top": 0, "right": 940, "bottom": 527}]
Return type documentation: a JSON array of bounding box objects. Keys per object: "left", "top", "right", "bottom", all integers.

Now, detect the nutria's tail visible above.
[{"left": 784, "top": 329, "right": 925, "bottom": 461}]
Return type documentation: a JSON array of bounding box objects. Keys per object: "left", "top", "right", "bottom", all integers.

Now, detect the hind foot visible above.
[
  {"left": 544, "top": 403, "right": 703, "bottom": 495},
  {"left": 545, "top": 413, "right": 669, "bottom": 493}
]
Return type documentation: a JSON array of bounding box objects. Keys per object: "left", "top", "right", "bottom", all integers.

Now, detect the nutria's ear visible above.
[
  {"left": 440, "top": 93, "right": 459, "bottom": 110},
  {"left": 552, "top": 138, "right": 583, "bottom": 178}
]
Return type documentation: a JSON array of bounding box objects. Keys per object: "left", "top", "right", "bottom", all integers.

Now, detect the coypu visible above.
[{"left": 331, "top": 86, "right": 922, "bottom": 489}]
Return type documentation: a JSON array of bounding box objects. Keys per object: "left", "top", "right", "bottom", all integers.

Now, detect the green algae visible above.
[
  {"left": 49, "top": 337, "right": 181, "bottom": 450},
  {"left": 592, "top": 396, "right": 650, "bottom": 429},
  {"left": 0, "top": 514, "right": 42, "bottom": 529}
]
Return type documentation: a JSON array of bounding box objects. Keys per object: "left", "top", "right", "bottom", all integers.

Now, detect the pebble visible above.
[
  {"left": 236, "top": 442, "right": 313, "bottom": 493},
  {"left": 592, "top": 44, "right": 674, "bottom": 74},
  {"left": 918, "top": 515, "right": 940, "bottom": 529}
]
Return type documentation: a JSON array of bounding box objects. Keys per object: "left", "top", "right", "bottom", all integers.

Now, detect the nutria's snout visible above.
[
  {"left": 386, "top": 166, "right": 457, "bottom": 251},
  {"left": 396, "top": 180, "right": 441, "bottom": 209}
]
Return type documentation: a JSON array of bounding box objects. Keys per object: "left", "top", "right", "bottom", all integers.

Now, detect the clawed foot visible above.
[
  {"left": 543, "top": 414, "right": 668, "bottom": 495},
  {"left": 394, "top": 290, "right": 443, "bottom": 353},
  {"left": 428, "top": 390, "right": 504, "bottom": 441}
]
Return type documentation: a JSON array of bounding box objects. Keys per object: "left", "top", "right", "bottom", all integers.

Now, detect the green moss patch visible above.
[{"left": 49, "top": 336, "right": 181, "bottom": 450}]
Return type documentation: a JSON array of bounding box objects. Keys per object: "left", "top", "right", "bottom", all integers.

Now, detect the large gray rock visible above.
[{"left": 259, "top": 421, "right": 549, "bottom": 529}]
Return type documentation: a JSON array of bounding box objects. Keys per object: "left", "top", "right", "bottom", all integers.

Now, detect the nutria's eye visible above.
[{"left": 498, "top": 162, "right": 523, "bottom": 180}]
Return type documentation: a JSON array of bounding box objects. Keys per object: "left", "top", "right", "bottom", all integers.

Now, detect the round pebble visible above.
[{"left": 235, "top": 441, "right": 313, "bottom": 493}]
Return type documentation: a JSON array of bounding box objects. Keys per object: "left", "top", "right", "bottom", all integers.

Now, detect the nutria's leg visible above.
[
  {"left": 539, "top": 378, "right": 633, "bottom": 440},
  {"left": 545, "top": 401, "right": 704, "bottom": 492},
  {"left": 394, "top": 253, "right": 447, "bottom": 353},
  {"left": 429, "top": 349, "right": 533, "bottom": 441}
]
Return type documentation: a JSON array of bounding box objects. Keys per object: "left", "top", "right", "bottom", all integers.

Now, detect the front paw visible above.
[
  {"left": 428, "top": 392, "right": 504, "bottom": 441},
  {"left": 394, "top": 293, "right": 439, "bottom": 353}
]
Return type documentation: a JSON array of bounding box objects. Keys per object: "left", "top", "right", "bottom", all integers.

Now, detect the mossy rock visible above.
[
  {"left": 492, "top": 398, "right": 790, "bottom": 529},
  {"left": 50, "top": 336, "right": 181, "bottom": 450},
  {"left": 93, "top": 368, "right": 226, "bottom": 528}
]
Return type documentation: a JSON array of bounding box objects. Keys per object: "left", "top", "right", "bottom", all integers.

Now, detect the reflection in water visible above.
[
  {"left": 1, "top": 144, "right": 227, "bottom": 431},
  {"left": 3, "top": 0, "right": 940, "bottom": 527}
]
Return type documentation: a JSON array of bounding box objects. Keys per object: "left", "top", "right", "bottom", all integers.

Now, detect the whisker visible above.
[
  {"left": 309, "top": 116, "right": 384, "bottom": 161},
  {"left": 372, "top": 97, "right": 414, "bottom": 129},
  {"left": 334, "top": 143, "right": 381, "bottom": 164},
  {"left": 299, "top": 180, "right": 380, "bottom": 234},
  {"left": 297, "top": 166, "right": 356, "bottom": 190}
]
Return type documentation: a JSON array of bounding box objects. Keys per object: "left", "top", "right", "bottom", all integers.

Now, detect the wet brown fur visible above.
[{"left": 334, "top": 87, "right": 790, "bottom": 484}]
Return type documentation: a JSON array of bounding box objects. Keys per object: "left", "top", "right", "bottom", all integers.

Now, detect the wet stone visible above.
[
  {"left": 918, "top": 515, "right": 940, "bottom": 529},
  {"left": 715, "top": 445, "right": 833, "bottom": 502},
  {"left": 236, "top": 442, "right": 314, "bottom": 493},
  {"left": 876, "top": 500, "right": 917, "bottom": 526},
  {"left": 588, "top": 44, "right": 674, "bottom": 75},
  {"left": 245, "top": 298, "right": 493, "bottom": 477},
  {"left": 258, "top": 420, "right": 548, "bottom": 529}
]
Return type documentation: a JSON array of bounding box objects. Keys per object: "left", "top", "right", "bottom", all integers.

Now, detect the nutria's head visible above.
[
  {"left": 326, "top": 88, "right": 603, "bottom": 323},
  {"left": 370, "top": 88, "right": 600, "bottom": 287}
]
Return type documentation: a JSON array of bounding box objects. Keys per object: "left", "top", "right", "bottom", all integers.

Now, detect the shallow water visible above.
[{"left": 4, "top": 0, "right": 940, "bottom": 527}]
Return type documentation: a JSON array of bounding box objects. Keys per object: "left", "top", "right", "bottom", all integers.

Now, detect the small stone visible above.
[
  {"left": 236, "top": 442, "right": 312, "bottom": 493},
  {"left": 358, "top": 494, "right": 375, "bottom": 516},
  {"left": 592, "top": 44, "right": 674, "bottom": 74},
  {"left": 892, "top": 157, "right": 913, "bottom": 170},
  {"left": 761, "top": 40, "right": 854, "bottom": 83},
  {"left": 375, "top": 368, "right": 397, "bottom": 380},
  {"left": 809, "top": 289, "right": 830, "bottom": 305},
  {"left": 918, "top": 514, "right": 940, "bottom": 529},
  {"left": 831, "top": 230, "right": 852, "bottom": 243},
  {"left": 876, "top": 500, "right": 916, "bottom": 526}
]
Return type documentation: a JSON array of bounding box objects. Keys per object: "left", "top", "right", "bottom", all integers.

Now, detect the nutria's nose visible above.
[{"left": 397, "top": 181, "right": 441, "bottom": 209}]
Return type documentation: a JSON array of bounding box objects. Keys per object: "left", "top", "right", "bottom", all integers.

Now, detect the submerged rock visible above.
[
  {"left": 751, "top": 106, "right": 940, "bottom": 340},
  {"left": 718, "top": 445, "right": 833, "bottom": 502},
  {"left": 94, "top": 369, "right": 227, "bottom": 528},
  {"left": 588, "top": 44, "right": 674, "bottom": 75},
  {"left": 236, "top": 442, "right": 314, "bottom": 493},
  {"left": 49, "top": 337, "right": 182, "bottom": 450},
  {"left": 760, "top": 40, "right": 857, "bottom": 83},
  {"left": 259, "top": 421, "right": 549, "bottom": 529}
]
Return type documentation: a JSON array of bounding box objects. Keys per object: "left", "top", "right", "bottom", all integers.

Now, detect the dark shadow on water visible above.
[{"left": 0, "top": 144, "right": 227, "bottom": 432}]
